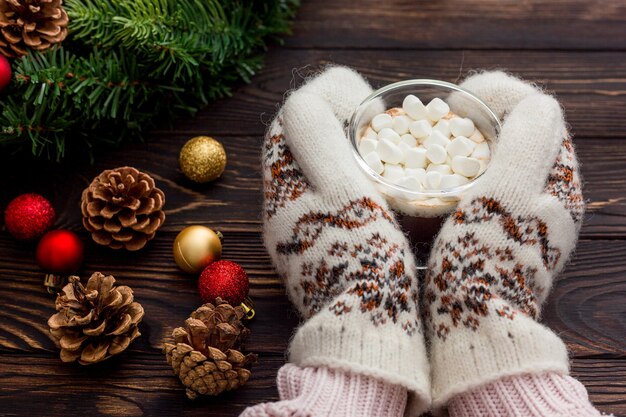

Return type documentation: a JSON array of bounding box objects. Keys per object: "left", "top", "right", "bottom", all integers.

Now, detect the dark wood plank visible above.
[
  {"left": 169, "top": 49, "right": 626, "bottom": 139},
  {"left": 283, "top": 0, "right": 626, "bottom": 50},
  {"left": 0, "top": 355, "right": 622, "bottom": 416},
  {"left": 0, "top": 236, "right": 624, "bottom": 358}
]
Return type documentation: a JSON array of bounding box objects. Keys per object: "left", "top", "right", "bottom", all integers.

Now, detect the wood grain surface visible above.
[{"left": 1, "top": 1, "right": 625, "bottom": 416}]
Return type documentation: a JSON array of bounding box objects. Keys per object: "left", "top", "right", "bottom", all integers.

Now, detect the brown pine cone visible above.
[
  {"left": 47, "top": 272, "right": 144, "bottom": 365},
  {"left": 81, "top": 166, "right": 165, "bottom": 251},
  {"left": 163, "top": 298, "right": 257, "bottom": 399},
  {"left": 0, "top": 0, "right": 68, "bottom": 58}
]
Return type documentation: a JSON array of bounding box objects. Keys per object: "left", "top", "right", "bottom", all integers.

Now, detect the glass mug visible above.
[{"left": 348, "top": 80, "right": 502, "bottom": 266}]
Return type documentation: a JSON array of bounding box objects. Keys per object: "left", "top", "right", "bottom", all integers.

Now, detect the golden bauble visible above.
[
  {"left": 179, "top": 136, "right": 227, "bottom": 183},
  {"left": 173, "top": 226, "right": 223, "bottom": 274}
]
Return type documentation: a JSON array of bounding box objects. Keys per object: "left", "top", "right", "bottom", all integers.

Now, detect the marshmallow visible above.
[
  {"left": 396, "top": 175, "right": 422, "bottom": 191},
  {"left": 449, "top": 117, "right": 475, "bottom": 138},
  {"left": 363, "top": 151, "right": 384, "bottom": 174},
  {"left": 469, "top": 129, "right": 485, "bottom": 143},
  {"left": 409, "top": 119, "right": 432, "bottom": 139},
  {"left": 446, "top": 136, "right": 475, "bottom": 158},
  {"left": 392, "top": 115, "right": 412, "bottom": 135},
  {"left": 424, "top": 171, "right": 442, "bottom": 189},
  {"left": 364, "top": 127, "right": 378, "bottom": 140},
  {"left": 400, "top": 134, "right": 417, "bottom": 147},
  {"left": 471, "top": 142, "right": 490, "bottom": 160},
  {"left": 378, "top": 127, "right": 401, "bottom": 144},
  {"left": 404, "top": 147, "right": 428, "bottom": 169},
  {"left": 451, "top": 156, "right": 481, "bottom": 177},
  {"left": 440, "top": 174, "right": 469, "bottom": 189},
  {"left": 403, "top": 94, "right": 428, "bottom": 120},
  {"left": 405, "top": 167, "right": 426, "bottom": 184},
  {"left": 382, "top": 164, "right": 405, "bottom": 183},
  {"left": 398, "top": 142, "right": 412, "bottom": 163},
  {"left": 426, "top": 98, "right": 450, "bottom": 122},
  {"left": 423, "top": 130, "right": 451, "bottom": 149},
  {"left": 378, "top": 138, "right": 404, "bottom": 164},
  {"left": 433, "top": 119, "right": 451, "bottom": 138},
  {"left": 371, "top": 113, "right": 393, "bottom": 132},
  {"left": 359, "top": 138, "right": 378, "bottom": 155},
  {"left": 426, "top": 144, "right": 447, "bottom": 164},
  {"left": 427, "top": 164, "right": 452, "bottom": 175}
]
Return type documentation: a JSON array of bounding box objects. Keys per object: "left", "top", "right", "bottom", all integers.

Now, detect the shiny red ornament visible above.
[
  {"left": 36, "top": 230, "right": 84, "bottom": 274},
  {"left": 4, "top": 193, "right": 55, "bottom": 241},
  {"left": 198, "top": 260, "right": 249, "bottom": 305},
  {"left": 0, "top": 55, "right": 10, "bottom": 93}
]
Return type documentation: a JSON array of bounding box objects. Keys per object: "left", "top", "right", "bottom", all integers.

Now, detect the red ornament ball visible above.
[
  {"left": 199, "top": 260, "right": 249, "bottom": 305},
  {"left": 4, "top": 193, "right": 56, "bottom": 241},
  {"left": 36, "top": 230, "right": 84, "bottom": 274},
  {"left": 0, "top": 54, "right": 10, "bottom": 93}
]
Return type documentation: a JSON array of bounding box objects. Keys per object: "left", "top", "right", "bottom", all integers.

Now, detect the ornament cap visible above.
[
  {"left": 43, "top": 273, "right": 67, "bottom": 294},
  {"left": 240, "top": 297, "right": 255, "bottom": 320}
]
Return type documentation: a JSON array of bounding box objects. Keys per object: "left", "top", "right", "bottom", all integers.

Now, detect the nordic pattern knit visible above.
[
  {"left": 261, "top": 67, "right": 431, "bottom": 416},
  {"left": 425, "top": 72, "right": 585, "bottom": 407}
]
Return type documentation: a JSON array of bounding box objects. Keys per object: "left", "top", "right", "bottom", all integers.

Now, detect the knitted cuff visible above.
[
  {"left": 448, "top": 372, "right": 608, "bottom": 417},
  {"left": 240, "top": 364, "right": 408, "bottom": 417}
]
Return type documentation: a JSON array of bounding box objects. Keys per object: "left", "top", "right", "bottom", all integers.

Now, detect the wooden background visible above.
[{"left": 1, "top": 1, "right": 625, "bottom": 415}]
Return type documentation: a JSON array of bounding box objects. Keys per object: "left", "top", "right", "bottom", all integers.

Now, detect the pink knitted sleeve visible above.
[{"left": 449, "top": 372, "right": 609, "bottom": 417}]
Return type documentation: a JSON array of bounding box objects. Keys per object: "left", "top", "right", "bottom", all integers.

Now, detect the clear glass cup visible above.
[{"left": 348, "top": 80, "right": 502, "bottom": 265}]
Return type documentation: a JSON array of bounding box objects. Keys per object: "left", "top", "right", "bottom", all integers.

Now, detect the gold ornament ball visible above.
[
  {"left": 173, "top": 226, "right": 223, "bottom": 274},
  {"left": 179, "top": 136, "right": 227, "bottom": 183}
]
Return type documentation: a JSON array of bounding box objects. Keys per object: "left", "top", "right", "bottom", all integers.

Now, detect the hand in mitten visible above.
[
  {"left": 251, "top": 67, "right": 431, "bottom": 416},
  {"left": 424, "top": 71, "right": 584, "bottom": 407}
]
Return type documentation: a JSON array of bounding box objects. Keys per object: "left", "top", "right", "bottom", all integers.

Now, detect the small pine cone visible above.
[
  {"left": 0, "top": 0, "right": 68, "bottom": 58},
  {"left": 163, "top": 298, "right": 257, "bottom": 399},
  {"left": 81, "top": 166, "right": 165, "bottom": 251},
  {"left": 47, "top": 272, "right": 144, "bottom": 365}
]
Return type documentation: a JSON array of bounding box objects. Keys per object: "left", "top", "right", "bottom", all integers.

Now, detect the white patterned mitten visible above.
[
  {"left": 425, "top": 72, "right": 585, "bottom": 407},
  {"left": 263, "top": 67, "right": 431, "bottom": 414}
]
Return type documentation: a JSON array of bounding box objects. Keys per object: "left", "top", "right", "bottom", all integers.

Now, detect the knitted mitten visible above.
[
  {"left": 261, "top": 66, "right": 431, "bottom": 414},
  {"left": 425, "top": 71, "right": 584, "bottom": 407}
]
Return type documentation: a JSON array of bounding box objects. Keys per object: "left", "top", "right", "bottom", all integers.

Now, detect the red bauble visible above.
[
  {"left": 36, "top": 230, "right": 84, "bottom": 274},
  {"left": 0, "top": 55, "right": 10, "bottom": 93},
  {"left": 4, "top": 193, "right": 56, "bottom": 241},
  {"left": 199, "top": 260, "right": 249, "bottom": 305}
]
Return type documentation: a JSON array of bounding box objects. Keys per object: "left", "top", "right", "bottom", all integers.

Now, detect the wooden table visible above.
[{"left": 1, "top": 1, "right": 625, "bottom": 415}]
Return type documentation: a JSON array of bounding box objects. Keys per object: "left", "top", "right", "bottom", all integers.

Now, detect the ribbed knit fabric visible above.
[
  {"left": 425, "top": 72, "right": 585, "bottom": 407},
  {"left": 448, "top": 372, "right": 607, "bottom": 417},
  {"left": 261, "top": 66, "right": 431, "bottom": 415},
  {"left": 240, "top": 364, "right": 408, "bottom": 417}
]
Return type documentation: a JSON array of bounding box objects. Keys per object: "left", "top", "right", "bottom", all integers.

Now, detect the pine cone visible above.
[
  {"left": 47, "top": 272, "right": 144, "bottom": 365},
  {"left": 0, "top": 0, "right": 68, "bottom": 58},
  {"left": 81, "top": 166, "right": 165, "bottom": 251},
  {"left": 163, "top": 298, "right": 257, "bottom": 399}
]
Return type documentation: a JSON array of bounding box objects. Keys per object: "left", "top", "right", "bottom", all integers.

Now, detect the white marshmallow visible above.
[
  {"left": 378, "top": 138, "right": 404, "bottom": 164},
  {"left": 404, "top": 147, "right": 428, "bottom": 169},
  {"left": 405, "top": 167, "right": 426, "bottom": 184},
  {"left": 382, "top": 164, "right": 405, "bottom": 183},
  {"left": 433, "top": 119, "right": 451, "bottom": 138},
  {"left": 449, "top": 117, "right": 475, "bottom": 138},
  {"left": 469, "top": 129, "right": 485, "bottom": 143},
  {"left": 402, "top": 94, "right": 428, "bottom": 120},
  {"left": 423, "top": 130, "right": 451, "bottom": 149},
  {"left": 451, "top": 156, "right": 481, "bottom": 177},
  {"left": 371, "top": 113, "right": 393, "bottom": 132},
  {"left": 471, "top": 142, "right": 490, "bottom": 160},
  {"left": 426, "top": 144, "right": 447, "bottom": 164},
  {"left": 378, "top": 127, "right": 401, "bottom": 144},
  {"left": 409, "top": 119, "right": 432, "bottom": 139},
  {"left": 426, "top": 98, "right": 450, "bottom": 122},
  {"left": 400, "top": 134, "right": 417, "bottom": 147},
  {"left": 440, "top": 174, "right": 469, "bottom": 189},
  {"left": 392, "top": 115, "right": 412, "bottom": 135},
  {"left": 363, "top": 152, "right": 384, "bottom": 174},
  {"left": 427, "top": 164, "right": 452, "bottom": 175},
  {"left": 364, "top": 127, "right": 378, "bottom": 140},
  {"left": 396, "top": 175, "right": 422, "bottom": 191},
  {"left": 398, "top": 142, "right": 412, "bottom": 163},
  {"left": 359, "top": 138, "right": 378, "bottom": 155},
  {"left": 446, "top": 136, "right": 475, "bottom": 158},
  {"left": 424, "top": 171, "right": 442, "bottom": 189}
]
